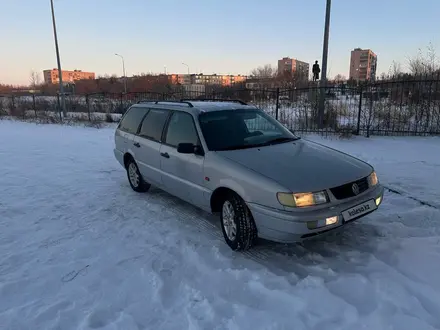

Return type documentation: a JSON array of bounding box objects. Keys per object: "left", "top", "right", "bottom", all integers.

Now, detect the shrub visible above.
[{"left": 105, "top": 113, "right": 114, "bottom": 123}]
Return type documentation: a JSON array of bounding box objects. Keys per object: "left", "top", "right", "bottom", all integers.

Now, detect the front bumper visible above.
[{"left": 248, "top": 184, "right": 384, "bottom": 244}]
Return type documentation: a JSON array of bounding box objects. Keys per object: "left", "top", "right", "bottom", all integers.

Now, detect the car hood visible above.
[{"left": 218, "top": 139, "right": 373, "bottom": 192}]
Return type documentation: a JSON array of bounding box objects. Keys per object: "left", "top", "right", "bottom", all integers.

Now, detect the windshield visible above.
[{"left": 198, "top": 109, "right": 299, "bottom": 151}]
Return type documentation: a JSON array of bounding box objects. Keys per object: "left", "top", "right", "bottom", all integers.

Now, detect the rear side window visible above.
[
  {"left": 139, "top": 109, "right": 169, "bottom": 142},
  {"left": 119, "top": 107, "right": 149, "bottom": 134}
]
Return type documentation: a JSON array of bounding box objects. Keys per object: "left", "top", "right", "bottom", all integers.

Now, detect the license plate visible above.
[{"left": 342, "top": 199, "right": 377, "bottom": 222}]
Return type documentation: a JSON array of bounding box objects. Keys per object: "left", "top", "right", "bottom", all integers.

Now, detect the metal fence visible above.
[{"left": 1, "top": 77, "right": 440, "bottom": 136}]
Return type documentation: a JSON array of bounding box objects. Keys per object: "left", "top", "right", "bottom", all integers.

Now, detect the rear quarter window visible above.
[
  {"left": 118, "top": 107, "right": 149, "bottom": 134},
  {"left": 139, "top": 109, "right": 170, "bottom": 142}
]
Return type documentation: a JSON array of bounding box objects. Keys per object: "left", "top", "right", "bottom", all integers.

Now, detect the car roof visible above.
[{"left": 129, "top": 100, "right": 258, "bottom": 115}]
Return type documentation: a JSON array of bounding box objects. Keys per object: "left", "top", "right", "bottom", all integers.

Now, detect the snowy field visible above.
[{"left": 1, "top": 120, "right": 440, "bottom": 330}]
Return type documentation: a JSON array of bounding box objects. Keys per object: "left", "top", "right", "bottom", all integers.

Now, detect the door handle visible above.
[
  {"left": 160, "top": 152, "right": 170, "bottom": 159},
  {"left": 133, "top": 142, "right": 140, "bottom": 148}
]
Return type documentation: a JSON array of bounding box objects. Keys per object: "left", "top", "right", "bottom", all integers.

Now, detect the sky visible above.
[{"left": 1, "top": 0, "right": 439, "bottom": 85}]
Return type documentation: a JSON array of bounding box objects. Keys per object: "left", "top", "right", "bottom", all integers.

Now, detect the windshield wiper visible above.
[
  {"left": 216, "top": 137, "right": 300, "bottom": 151},
  {"left": 217, "top": 143, "right": 262, "bottom": 151},
  {"left": 259, "top": 136, "right": 300, "bottom": 146}
]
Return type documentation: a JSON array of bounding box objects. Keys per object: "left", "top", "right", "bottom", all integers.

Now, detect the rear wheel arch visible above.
[
  {"left": 123, "top": 152, "right": 135, "bottom": 168},
  {"left": 124, "top": 154, "right": 150, "bottom": 193}
]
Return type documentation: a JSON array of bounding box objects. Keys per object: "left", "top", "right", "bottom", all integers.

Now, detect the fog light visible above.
[
  {"left": 375, "top": 196, "right": 382, "bottom": 206},
  {"left": 325, "top": 216, "right": 338, "bottom": 226},
  {"left": 307, "top": 216, "right": 338, "bottom": 230}
]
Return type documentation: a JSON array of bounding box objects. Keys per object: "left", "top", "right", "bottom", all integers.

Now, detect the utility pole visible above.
[
  {"left": 318, "top": 0, "right": 331, "bottom": 129},
  {"left": 115, "top": 53, "right": 127, "bottom": 93},
  {"left": 50, "top": 0, "right": 66, "bottom": 117}
]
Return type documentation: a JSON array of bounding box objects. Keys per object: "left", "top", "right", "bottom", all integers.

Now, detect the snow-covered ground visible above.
[{"left": 1, "top": 120, "right": 440, "bottom": 330}]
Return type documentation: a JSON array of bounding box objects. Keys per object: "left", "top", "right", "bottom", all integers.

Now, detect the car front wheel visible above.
[
  {"left": 126, "top": 158, "right": 150, "bottom": 193},
  {"left": 220, "top": 194, "right": 257, "bottom": 251}
]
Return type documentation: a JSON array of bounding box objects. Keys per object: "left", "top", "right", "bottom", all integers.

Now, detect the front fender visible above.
[
  {"left": 204, "top": 152, "right": 287, "bottom": 209},
  {"left": 216, "top": 179, "right": 249, "bottom": 202}
]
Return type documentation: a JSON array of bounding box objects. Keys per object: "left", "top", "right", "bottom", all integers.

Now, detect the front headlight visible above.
[
  {"left": 368, "top": 171, "right": 378, "bottom": 187},
  {"left": 277, "top": 191, "right": 329, "bottom": 208}
]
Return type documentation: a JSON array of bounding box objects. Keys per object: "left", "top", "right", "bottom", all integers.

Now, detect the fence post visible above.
[
  {"left": 120, "top": 92, "right": 123, "bottom": 113},
  {"left": 367, "top": 88, "right": 373, "bottom": 138},
  {"left": 275, "top": 88, "right": 280, "bottom": 120},
  {"left": 57, "top": 94, "right": 62, "bottom": 121},
  {"left": 32, "top": 94, "right": 37, "bottom": 118},
  {"left": 86, "top": 94, "right": 91, "bottom": 121},
  {"left": 356, "top": 85, "right": 363, "bottom": 135}
]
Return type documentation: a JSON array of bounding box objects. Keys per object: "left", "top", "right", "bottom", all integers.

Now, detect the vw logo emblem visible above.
[{"left": 352, "top": 183, "right": 360, "bottom": 195}]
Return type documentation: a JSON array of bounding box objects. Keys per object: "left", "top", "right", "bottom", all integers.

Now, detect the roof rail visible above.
[
  {"left": 156, "top": 100, "right": 194, "bottom": 107},
  {"left": 137, "top": 100, "right": 194, "bottom": 107},
  {"left": 180, "top": 98, "right": 248, "bottom": 105},
  {"left": 137, "top": 99, "right": 160, "bottom": 104}
]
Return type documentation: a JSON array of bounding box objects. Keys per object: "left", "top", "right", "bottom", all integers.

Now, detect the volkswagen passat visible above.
[{"left": 114, "top": 99, "right": 384, "bottom": 251}]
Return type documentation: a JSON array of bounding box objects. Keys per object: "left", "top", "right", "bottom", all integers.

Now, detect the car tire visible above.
[
  {"left": 126, "top": 158, "right": 150, "bottom": 193},
  {"left": 220, "top": 193, "right": 258, "bottom": 251}
]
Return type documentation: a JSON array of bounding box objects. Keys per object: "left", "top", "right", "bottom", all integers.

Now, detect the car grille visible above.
[{"left": 330, "top": 177, "right": 369, "bottom": 200}]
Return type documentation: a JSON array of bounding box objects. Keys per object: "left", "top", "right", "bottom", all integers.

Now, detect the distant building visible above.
[
  {"left": 43, "top": 69, "right": 95, "bottom": 84},
  {"left": 245, "top": 78, "right": 277, "bottom": 90},
  {"left": 168, "top": 74, "right": 246, "bottom": 86},
  {"left": 169, "top": 74, "right": 191, "bottom": 85},
  {"left": 182, "top": 84, "right": 205, "bottom": 97},
  {"left": 349, "top": 48, "right": 377, "bottom": 81},
  {"left": 277, "top": 57, "right": 310, "bottom": 81}
]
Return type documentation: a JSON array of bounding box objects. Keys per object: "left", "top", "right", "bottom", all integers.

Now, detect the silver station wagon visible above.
[{"left": 114, "top": 99, "right": 384, "bottom": 251}]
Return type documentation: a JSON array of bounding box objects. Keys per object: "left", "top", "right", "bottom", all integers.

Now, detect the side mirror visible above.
[
  {"left": 177, "top": 143, "right": 195, "bottom": 154},
  {"left": 177, "top": 143, "right": 205, "bottom": 156}
]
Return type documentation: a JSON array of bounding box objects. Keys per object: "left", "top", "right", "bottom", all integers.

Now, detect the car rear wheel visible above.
[
  {"left": 220, "top": 193, "right": 257, "bottom": 251},
  {"left": 126, "top": 158, "right": 150, "bottom": 193}
]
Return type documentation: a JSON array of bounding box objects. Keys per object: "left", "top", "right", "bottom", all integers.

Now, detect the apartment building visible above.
[
  {"left": 277, "top": 57, "right": 310, "bottom": 80},
  {"left": 43, "top": 69, "right": 95, "bottom": 84},
  {"left": 349, "top": 48, "right": 377, "bottom": 81},
  {"left": 168, "top": 74, "right": 192, "bottom": 85},
  {"left": 168, "top": 74, "right": 246, "bottom": 86}
]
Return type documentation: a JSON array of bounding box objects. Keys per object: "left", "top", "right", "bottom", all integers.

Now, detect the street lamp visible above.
[
  {"left": 115, "top": 53, "right": 127, "bottom": 93},
  {"left": 182, "top": 62, "right": 190, "bottom": 75},
  {"left": 50, "top": 0, "right": 66, "bottom": 118},
  {"left": 318, "top": 0, "right": 331, "bottom": 129}
]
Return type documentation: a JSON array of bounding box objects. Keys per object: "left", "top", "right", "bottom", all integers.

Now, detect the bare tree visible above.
[
  {"left": 29, "top": 71, "right": 42, "bottom": 88},
  {"left": 362, "top": 91, "right": 377, "bottom": 138},
  {"left": 250, "top": 64, "right": 277, "bottom": 79},
  {"left": 388, "top": 61, "right": 402, "bottom": 78},
  {"left": 408, "top": 43, "right": 439, "bottom": 76},
  {"left": 334, "top": 74, "right": 346, "bottom": 81}
]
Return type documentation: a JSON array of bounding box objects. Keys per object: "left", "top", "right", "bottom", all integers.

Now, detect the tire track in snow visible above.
[
  {"left": 148, "top": 189, "right": 222, "bottom": 240},
  {"left": 140, "top": 187, "right": 326, "bottom": 277},
  {"left": 143, "top": 188, "right": 285, "bottom": 267},
  {"left": 136, "top": 185, "right": 409, "bottom": 279},
  {"left": 384, "top": 185, "right": 439, "bottom": 210}
]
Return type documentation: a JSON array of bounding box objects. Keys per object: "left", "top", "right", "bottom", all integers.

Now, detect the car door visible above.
[
  {"left": 160, "top": 111, "right": 209, "bottom": 209},
  {"left": 133, "top": 108, "right": 170, "bottom": 187}
]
